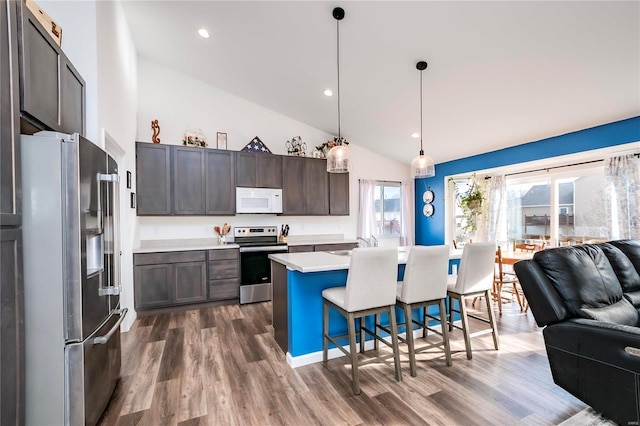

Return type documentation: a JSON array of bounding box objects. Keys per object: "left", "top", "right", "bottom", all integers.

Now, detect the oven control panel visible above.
[{"left": 234, "top": 226, "right": 278, "bottom": 237}]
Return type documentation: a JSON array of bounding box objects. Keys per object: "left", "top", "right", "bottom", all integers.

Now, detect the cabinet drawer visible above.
[
  {"left": 208, "top": 249, "right": 239, "bottom": 260},
  {"left": 208, "top": 260, "right": 238, "bottom": 280},
  {"left": 209, "top": 279, "right": 239, "bottom": 300},
  {"left": 315, "top": 243, "right": 359, "bottom": 252},
  {"left": 134, "top": 250, "right": 206, "bottom": 266},
  {"left": 288, "top": 245, "right": 314, "bottom": 253}
]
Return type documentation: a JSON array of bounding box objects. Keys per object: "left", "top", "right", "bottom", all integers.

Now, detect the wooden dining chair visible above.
[{"left": 493, "top": 246, "right": 524, "bottom": 314}]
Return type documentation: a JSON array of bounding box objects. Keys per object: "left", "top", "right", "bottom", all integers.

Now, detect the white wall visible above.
[
  {"left": 96, "top": 1, "right": 138, "bottom": 331},
  {"left": 135, "top": 57, "right": 410, "bottom": 242}
]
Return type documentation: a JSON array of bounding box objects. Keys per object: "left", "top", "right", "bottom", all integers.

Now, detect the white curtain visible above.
[
  {"left": 400, "top": 182, "right": 414, "bottom": 246},
  {"left": 475, "top": 175, "right": 506, "bottom": 244},
  {"left": 605, "top": 155, "right": 640, "bottom": 239},
  {"left": 358, "top": 180, "right": 377, "bottom": 240}
]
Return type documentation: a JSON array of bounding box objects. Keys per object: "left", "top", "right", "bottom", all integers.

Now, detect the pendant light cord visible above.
[
  {"left": 420, "top": 68, "right": 424, "bottom": 155},
  {"left": 336, "top": 18, "right": 341, "bottom": 143}
]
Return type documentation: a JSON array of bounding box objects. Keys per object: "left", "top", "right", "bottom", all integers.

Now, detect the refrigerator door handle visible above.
[
  {"left": 93, "top": 308, "right": 127, "bottom": 345},
  {"left": 98, "top": 285, "right": 121, "bottom": 296}
]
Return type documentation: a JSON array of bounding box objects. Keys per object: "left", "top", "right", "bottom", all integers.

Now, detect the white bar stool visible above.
[
  {"left": 322, "top": 247, "right": 401, "bottom": 395},
  {"left": 394, "top": 245, "right": 452, "bottom": 376},
  {"left": 447, "top": 242, "right": 499, "bottom": 359}
]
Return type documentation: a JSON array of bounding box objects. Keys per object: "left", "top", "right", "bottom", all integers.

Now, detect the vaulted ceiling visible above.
[{"left": 121, "top": 1, "right": 640, "bottom": 165}]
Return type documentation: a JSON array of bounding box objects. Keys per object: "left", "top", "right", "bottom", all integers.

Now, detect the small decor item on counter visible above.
[
  {"left": 315, "top": 136, "right": 349, "bottom": 158},
  {"left": 216, "top": 132, "right": 227, "bottom": 150},
  {"left": 286, "top": 136, "right": 307, "bottom": 157},
  {"left": 214, "top": 223, "right": 231, "bottom": 244},
  {"left": 151, "top": 119, "right": 161, "bottom": 143},
  {"left": 242, "top": 136, "right": 272, "bottom": 153},
  {"left": 182, "top": 128, "right": 207, "bottom": 147},
  {"left": 279, "top": 224, "right": 289, "bottom": 243}
]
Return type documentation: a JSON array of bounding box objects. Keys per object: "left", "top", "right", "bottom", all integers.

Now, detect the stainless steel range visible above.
[{"left": 235, "top": 226, "right": 288, "bottom": 304}]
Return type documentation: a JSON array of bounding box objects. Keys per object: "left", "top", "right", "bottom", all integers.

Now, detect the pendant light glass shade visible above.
[
  {"left": 412, "top": 60, "right": 435, "bottom": 179},
  {"left": 411, "top": 151, "right": 435, "bottom": 178},
  {"left": 327, "top": 143, "right": 350, "bottom": 173},
  {"left": 327, "top": 7, "right": 351, "bottom": 173}
]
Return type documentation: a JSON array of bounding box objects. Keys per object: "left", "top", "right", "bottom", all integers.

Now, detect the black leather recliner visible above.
[{"left": 514, "top": 240, "right": 640, "bottom": 425}]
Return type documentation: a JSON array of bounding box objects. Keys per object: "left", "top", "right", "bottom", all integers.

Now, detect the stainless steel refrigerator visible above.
[{"left": 21, "top": 131, "right": 127, "bottom": 426}]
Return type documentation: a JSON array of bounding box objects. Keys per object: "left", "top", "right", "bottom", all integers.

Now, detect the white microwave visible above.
[{"left": 236, "top": 187, "right": 283, "bottom": 214}]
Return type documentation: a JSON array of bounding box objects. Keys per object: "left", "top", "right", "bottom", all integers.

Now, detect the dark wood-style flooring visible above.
[{"left": 98, "top": 299, "right": 585, "bottom": 425}]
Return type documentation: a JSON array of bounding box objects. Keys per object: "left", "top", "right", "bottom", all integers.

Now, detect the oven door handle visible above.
[{"left": 239, "top": 245, "right": 289, "bottom": 253}]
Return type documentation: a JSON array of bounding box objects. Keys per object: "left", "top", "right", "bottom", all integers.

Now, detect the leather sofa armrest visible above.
[
  {"left": 514, "top": 260, "right": 567, "bottom": 326},
  {"left": 544, "top": 318, "right": 640, "bottom": 372}
]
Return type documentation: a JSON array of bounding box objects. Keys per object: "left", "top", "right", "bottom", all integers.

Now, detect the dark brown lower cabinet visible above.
[
  {"left": 208, "top": 249, "right": 239, "bottom": 301},
  {"left": 134, "top": 248, "right": 239, "bottom": 310},
  {"left": 134, "top": 251, "right": 207, "bottom": 310},
  {"left": 287, "top": 242, "right": 359, "bottom": 253},
  {"left": 174, "top": 261, "right": 207, "bottom": 304}
]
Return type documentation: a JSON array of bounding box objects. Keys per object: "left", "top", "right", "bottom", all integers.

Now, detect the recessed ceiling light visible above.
[
  {"left": 411, "top": 133, "right": 420, "bottom": 138},
  {"left": 198, "top": 28, "right": 210, "bottom": 39},
  {"left": 323, "top": 89, "right": 333, "bottom": 96}
]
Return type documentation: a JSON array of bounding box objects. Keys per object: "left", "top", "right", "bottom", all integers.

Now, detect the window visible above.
[
  {"left": 506, "top": 168, "right": 611, "bottom": 246},
  {"left": 374, "top": 182, "right": 402, "bottom": 236},
  {"left": 448, "top": 161, "right": 621, "bottom": 248}
]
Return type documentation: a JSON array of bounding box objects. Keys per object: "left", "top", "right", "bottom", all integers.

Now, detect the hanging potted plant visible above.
[{"left": 451, "top": 174, "right": 487, "bottom": 233}]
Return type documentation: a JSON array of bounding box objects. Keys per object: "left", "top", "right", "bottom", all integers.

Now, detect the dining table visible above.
[{"left": 500, "top": 250, "right": 535, "bottom": 266}]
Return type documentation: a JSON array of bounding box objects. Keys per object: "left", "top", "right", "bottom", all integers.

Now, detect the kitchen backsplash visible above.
[{"left": 136, "top": 214, "right": 356, "bottom": 242}]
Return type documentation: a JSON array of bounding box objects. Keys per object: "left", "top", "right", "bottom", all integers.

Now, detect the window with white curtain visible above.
[
  {"left": 359, "top": 180, "right": 413, "bottom": 245},
  {"left": 448, "top": 154, "right": 640, "bottom": 248}
]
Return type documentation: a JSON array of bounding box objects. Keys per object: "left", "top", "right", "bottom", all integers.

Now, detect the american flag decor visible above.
[{"left": 242, "top": 136, "right": 272, "bottom": 154}]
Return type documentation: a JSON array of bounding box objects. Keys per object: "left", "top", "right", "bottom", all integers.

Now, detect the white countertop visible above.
[
  {"left": 133, "top": 239, "right": 239, "bottom": 253},
  {"left": 269, "top": 247, "right": 410, "bottom": 273},
  {"left": 269, "top": 246, "right": 463, "bottom": 273}
]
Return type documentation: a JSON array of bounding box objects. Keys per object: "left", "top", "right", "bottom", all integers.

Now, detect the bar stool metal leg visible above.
[
  {"left": 458, "top": 296, "right": 473, "bottom": 359},
  {"left": 348, "top": 312, "right": 360, "bottom": 395},
  {"left": 403, "top": 303, "right": 417, "bottom": 377},
  {"left": 484, "top": 289, "right": 500, "bottom": 350},
  {"left": 388, "top": 306, "right": 402, "bottom": 382},
  {"left": 439, "top": 299, "right": 452, "bottom": 366},
  {"left": 323, "top": 300, "right": 329, "bottom": 363}
]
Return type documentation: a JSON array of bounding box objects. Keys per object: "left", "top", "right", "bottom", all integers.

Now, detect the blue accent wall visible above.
[{"left": 415, "top": 116, "right": 640, "bottom": 246}]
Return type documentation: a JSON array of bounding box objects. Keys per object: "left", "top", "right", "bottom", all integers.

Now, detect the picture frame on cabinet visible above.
[
  {"left": 130, "top": 192, "right": 136, "bottom": 209},
  {"left": 217, "top": 132, "right": 227, "bottom": 150},
  {"left": 126, "top": 171, "right": 132, "bottom": 189}
]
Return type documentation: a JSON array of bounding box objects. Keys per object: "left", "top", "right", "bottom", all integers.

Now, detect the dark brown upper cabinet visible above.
[
  {"left": 17, "top": 0, "right": 85, "bottom": 135},
  {"left": 236, "top": 152, "right": 282, "bottom": 188}
]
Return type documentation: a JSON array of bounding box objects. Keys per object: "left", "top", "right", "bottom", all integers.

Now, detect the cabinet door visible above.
[
  {"left": 287, "top": 245, "right": 314, "bottom": 253},
  {"left": 174, "top": 261, "right": 207, "bottom": 304},
  {"left": 208, "top": 279, "right": 239, "bottom": 301},
  {"left": 257, "top": 155, "right": 282, "bottom": 188},
  {"left": 59, "top": 56, "right": 85, "bottom": 136},
  {"left": 136, "top": 143, "right": 172, "bottom": 215},
  {"left": 329, "top": 172, "right": 350, "bottom": 215},
  {"left": 205, "top": 150, "right": 235, "bottom": 215},
  {"left": 0, "top": 228, "right": 24, "bottom": 426},
  {"left": 235, "top": 152, "right": 257, "bottom": 187},
  {"left": 314, "top": 243, "right": 358, "bottom": 252},
  {"left": 18, "top": 1, "right": 61, "bottom": 130},
  {"left": 282, "top": 156, "right": 305, "bottom": 215},
  {"left": 173, "top": 146, "right": 205, "bottom": 215},
  {"left": 134, "top": 264, "right": 173, "bottom": 309},
  {"left": 304, "top": 158, "right": 329, "bottom": 215},
  {"left": 0, "top": 0, "right": 21, "bottom": 226}
]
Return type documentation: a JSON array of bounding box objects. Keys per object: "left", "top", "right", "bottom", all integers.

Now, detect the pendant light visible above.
[
  {"left": 326, "top": 7, "right": 350, "bottom": 173},
  {"left": 411, "top": 61, "right": 435, "bottom": 179}
]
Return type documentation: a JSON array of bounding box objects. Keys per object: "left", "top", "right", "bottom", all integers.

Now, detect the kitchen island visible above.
[{"left": 269, "top": 248, "right": 461, "bottom": 367}]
